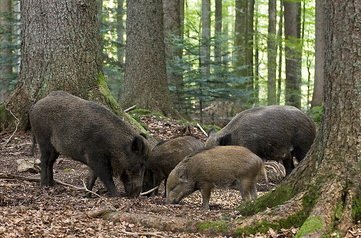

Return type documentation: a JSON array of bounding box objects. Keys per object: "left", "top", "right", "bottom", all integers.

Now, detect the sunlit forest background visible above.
[{"left": 0, "top": 0, "right": 318, "bottom": 124}]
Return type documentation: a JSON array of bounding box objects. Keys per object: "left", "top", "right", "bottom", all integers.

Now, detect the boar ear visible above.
[
  {"left": 178, "top": 169, "right": 188, "bottom": 183},
  {"left": 218, "top": 133, "right": 232, "bottom": 146},
  {"left": 131, "top": 135, "right": 146, "bottom": 155}
]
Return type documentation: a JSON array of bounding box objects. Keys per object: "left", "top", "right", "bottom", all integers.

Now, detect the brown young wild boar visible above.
[
  {"left": 29, "top": 91, "right": 150, "bottom": 197},
  {"left": 166, "top": 146, "right": 267, "bottom": 210},
  {"left": 205, "top": 105, "right": 316, "bottom": 175},
  {"left": 142, "top": 136, "right": 204, "bottom": 196}
]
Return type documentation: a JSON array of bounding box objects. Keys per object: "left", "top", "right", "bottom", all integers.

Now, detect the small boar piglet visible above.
[
  {"left": 166, "top": 146, "right": 267, "bottom": 210},
  {"left": 205, "top": 105, "right": 316, "bottom": 175},
  {"left": 29, "top": 91, "right": 150, "bottom": 197},
  {"left": 142, "top": 136, "right": 204, "bottom": 196}
]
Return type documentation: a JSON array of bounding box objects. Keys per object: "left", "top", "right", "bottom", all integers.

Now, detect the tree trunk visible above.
[
  {"left": 3, "top": 0, "right": 120, "bottom": 130},
  {"left": 234, "top": 0, "right": 254, "bottom": 106},
  {"left": 163, "top": 0, "right": 184, "bottom": 112},
  {"left": 267, "top": 0, "right": 277, "bottom": 105},
  {"left": 214, "top": 0, "right": 222, "bottom": 76},
  {"left": 200, "top": 0, "right": 210, "bottom": 80},
  {"left": 121, "top": 0, "right": 174, "bottom": 116},
  {"left": 0, "top": 0, "right": 12, "bottom": 102},
  {"left": 276, "top": 1, "right": 283, "bottom": 104},
  {"left": 254, "top": 0, "right": 259, "bottom": 105},
  {"left": 284, "top": 0, "right": 302, "bottom": 108},
  {"left": 311, "top": 0, "right": 324, "bottom": 108}
]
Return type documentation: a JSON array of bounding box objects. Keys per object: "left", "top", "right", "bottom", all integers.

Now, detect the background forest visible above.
[{"left": 0, "top": 0, "right": 320, "bottom": 125}]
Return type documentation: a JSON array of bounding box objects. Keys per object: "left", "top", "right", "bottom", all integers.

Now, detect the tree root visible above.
[{"left": 86, "top": 207, "right": 199, "bottom": 233}]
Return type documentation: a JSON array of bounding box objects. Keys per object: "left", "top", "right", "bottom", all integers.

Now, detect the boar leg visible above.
[
  {"left": 200, "top": 184, "right": 213, "bottom": 210},
  {"left": 39, "top": 142, "right": 59, "bottom": 187},
  {"left": 240, "top": 179, "right": 254, "bottom": 201},
  {"left": 87, "top": 158, "right": 119, "bottom": 197},
  {"left": 282, "top": 157, "right": 295, "bottom": 175}
]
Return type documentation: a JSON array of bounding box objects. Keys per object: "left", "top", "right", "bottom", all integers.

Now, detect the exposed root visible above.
[
  {"left": 234, "top": 192, "right": 305, "bottom": 229},
  {"left": 87, "top": 208, "right": 199, "bottom": 233}
]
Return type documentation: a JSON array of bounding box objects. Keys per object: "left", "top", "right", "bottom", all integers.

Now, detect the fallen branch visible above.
[
  {"left": 197, "top": 123, "right": 208, "bottom": 137},
  {"left": 124, "top": 105, "right": 137, "bottom": 113},
  {"left": 3, "top": 107, "right": 19, "bottom": 147},
  {"left": 0, "top": 173, "right": 101, "bottom": 198},
  {"left": 121, "top": 230, "right": 165, "bottom": 238},
  {"left": 140, "top": 186, "right": 159, "bottom": 196}
]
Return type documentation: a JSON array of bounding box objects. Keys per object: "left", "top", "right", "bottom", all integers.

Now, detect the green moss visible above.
[
  {"left": 352, "top": 198, "right": 361, "bottom": 222},
  {"left": 295, "top": 216, "right": 323, "bottom": 238},
  {"left": 235, "top": 185, "right": 321, "bottom": 236},
  {"left": 197, "top": 220, "right": 229, "bottom": 233},
  {"left": 97, "top": 74, "right": 122, "bottom": 114},
  {"left": 237, "top": 185, "right": 294, "bottom": 216}
]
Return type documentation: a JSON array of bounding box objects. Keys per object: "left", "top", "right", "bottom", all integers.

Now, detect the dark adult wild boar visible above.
[
  {"left": 166, "top": 146, "right": 267, "bottom": 210},
  {"left": 142, "top": 136, "right": 204, "bottom": 195},
  {"left": 205, "top": 105, "right": 316, "bottom": 175},
  {"left": 29, "top": 91, "right": 150, "bottom": 197}
]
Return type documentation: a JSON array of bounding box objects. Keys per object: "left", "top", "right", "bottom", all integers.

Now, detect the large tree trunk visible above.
[
  {"left": 0, "top": 0, "right": 13, "bottom": 102},
  {"left": 311, "top": 0, "right": 325, "bottom": 108},
  {"left": 3, "top": 0, "right": 120, "bottom": 130},
  {"left": 284, "top": 0, "right": 302, "bottom": 108},
  {"left": 121, "top": 0, "right": 174, "bottom": 116}
]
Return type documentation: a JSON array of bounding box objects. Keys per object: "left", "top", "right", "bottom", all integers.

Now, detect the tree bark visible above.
[
  {"left": 311, "top": 0, "right": 325, "bottom": 108},
  {"left": 3, "top": 0, "right": 120, "bottom": 130},
  {"left": 284, "top": 0, "right": 302, "bottom": 108},
  {"left": 121, "top": 0, "right": 174, "bottom": 116}
]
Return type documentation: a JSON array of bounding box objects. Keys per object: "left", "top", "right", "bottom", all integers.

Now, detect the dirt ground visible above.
[{"left": 0, "top": 116, "right": 360, "bottom": 238}]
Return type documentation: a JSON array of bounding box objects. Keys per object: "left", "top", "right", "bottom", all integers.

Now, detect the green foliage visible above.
[
  {"left": 0, "top": 1, "right": 21, "bottom": 96},
  {"left": 308, "top": 106, "right": 324, "bottom": 124}
]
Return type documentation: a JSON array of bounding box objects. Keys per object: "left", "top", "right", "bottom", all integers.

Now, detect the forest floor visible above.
[{"left": 0, "top": 115, "right": 360, "bottom": 238}]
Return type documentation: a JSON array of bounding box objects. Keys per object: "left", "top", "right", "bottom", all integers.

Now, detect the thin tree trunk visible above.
[
  {"left": 116, "top": 0, "right": 125, "bottom": 67},
  {"left": 276, "top": 1, "right": 283, "bottom": 104},
  {"left": 311, "top": 0, "right": 324, "bottom": 108},
  {"left": 214, "top": 0, "right": 222, "bottom": 76},
  {"left": 284, "top": 0, "right": 302, "bottom": 108},
  {"left": 254, "top": 0, "right": 259, "bottom": 105},
  {"left": 200, "top": 0, "right": 210, "bottom": 80},
  {"left": 267, "top": 0, "right": 277, "bottom": 105},
  {"left": 163, "top": 0, "right": 184, "bottom": 112}
]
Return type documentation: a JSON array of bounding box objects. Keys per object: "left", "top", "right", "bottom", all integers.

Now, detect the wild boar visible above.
[
  {"left": 29, "top": 91, "right": 150, "bottom": 197},
  {"left": 205, "top": 105, "right": 316, "bottom": 175},
  {"left": 166, "top": 146, "right": 267, "bottom": 210},
  {"left": 142, "top": 136, "right": 204, "bottom": 195}
]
